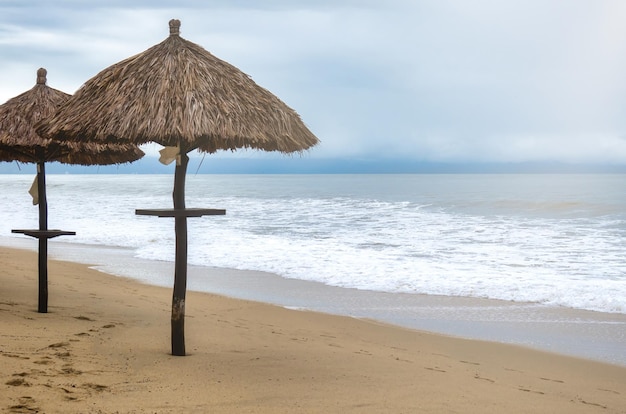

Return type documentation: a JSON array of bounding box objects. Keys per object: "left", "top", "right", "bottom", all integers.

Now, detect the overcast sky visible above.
[{"left": 2, "top": 0, "right": 626, "bottom": 166}]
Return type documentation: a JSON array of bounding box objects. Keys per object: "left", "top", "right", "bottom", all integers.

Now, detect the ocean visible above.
[{"left": 1, "top": 173, "right": 625, "bottom": 364}]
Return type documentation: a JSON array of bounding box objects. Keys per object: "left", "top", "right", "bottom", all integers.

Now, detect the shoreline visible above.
[
  {"left": 3, "top": 235, "right": 626, "bottom": 367},
  {"left": 2, "top": 245, "right": 626, "bottom": 413}
]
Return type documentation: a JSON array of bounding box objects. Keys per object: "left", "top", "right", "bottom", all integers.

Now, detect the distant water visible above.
[{"left": 1, "top": 173, "right": 625, "bottom": 314}]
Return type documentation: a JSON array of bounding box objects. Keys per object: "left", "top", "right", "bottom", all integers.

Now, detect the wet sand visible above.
[
  {"left": 5, "top": 236, "right": 626, "bottom": 366},
  {"left": 1, "top": 246, "right": 626, "bottom": 413}
]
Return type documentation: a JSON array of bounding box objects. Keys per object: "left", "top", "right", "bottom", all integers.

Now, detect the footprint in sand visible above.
[
  {"left": 47, "top": 342, "right": 72, "bottom": 359},
  {"left": 61, "top": 386, "right": 78, "bottom": 401},
  {"left": 82, "top": 382, "right": 108, "bottom": 392},
  {"left": 8, "top": 396, "right": 38, "bottom": 414},
  {"left": 518, "top": 387, "right": 545, "bottom": 395},
  {"left": 1, "top": 353, "right": 30, "bottom": 361},
  {"left": 33, "top": 357, "right": 53, "bottom": 365},
  {"left": 540, "top": 377, "right": 564, "bottom": 384},
  {"left": 47, "top": 342, "right": 70, "bottom": 349},
  {"left": 474, "top": 374, "right": 495, "bottom": 383},
  {"left": 54, "top": 350, "right": 71, "bottom": 358},
  {"left": 597, "top": 388, "right": 621, "bottom": 395},
  {"left": 0, "top": 300, "right": 17, "bottom": 308},
  {"left": 74, "top": 315, "right": 94, "bottom": 321},
  {"left": 578, "top": 399, "right": 607, "bottom": 409},
  {"left": 60, "top": 365, "right": 82, "bottom": 375},
  {"left": 5, "top": 377, "right": 30, "bottom": 387}
]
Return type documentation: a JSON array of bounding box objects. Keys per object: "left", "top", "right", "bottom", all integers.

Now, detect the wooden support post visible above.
[
  {"left": 171, "top": 152, "right": 189, "bottom": 356},
  {"left": 135, "top": 157, "right": 224, "bottom": 356},
  {"left": 37, "top": 162, "right": 48, "bottom": 313}
]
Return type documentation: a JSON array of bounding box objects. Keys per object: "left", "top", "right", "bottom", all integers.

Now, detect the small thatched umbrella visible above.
[
  {"left": 38, "top": 19, "right": 319, "bottom": 356},
  {"left": 0, "top": 68, "right": 144, "bottom": 313}
]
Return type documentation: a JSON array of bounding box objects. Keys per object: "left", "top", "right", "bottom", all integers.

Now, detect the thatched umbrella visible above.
[
  {"left": 38, "top": 19, "right": 319, "bottom": 355},
  {"left": 0, "top": 68, "right": 144, "bottom": 313}
]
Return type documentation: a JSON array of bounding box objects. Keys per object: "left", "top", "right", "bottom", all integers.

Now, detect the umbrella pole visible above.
[
  {"left": 37, "top": 162, "right": 48, "bottom": 313},
  {"left": 171, "top": 152, "right": 189, "bottom": 356}
]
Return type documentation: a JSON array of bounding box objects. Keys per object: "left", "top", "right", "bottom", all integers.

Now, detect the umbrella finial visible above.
[
  {"left": 169, "top": 19, "right": 181, "bottom": 36},
  {"left": 36, "top": 68, "right": 47, "bottom": 85}
]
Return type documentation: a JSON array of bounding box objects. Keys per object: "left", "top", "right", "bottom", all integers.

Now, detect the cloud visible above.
[{"left": 2, "top": 0, "right": 626, "bottom": 165}]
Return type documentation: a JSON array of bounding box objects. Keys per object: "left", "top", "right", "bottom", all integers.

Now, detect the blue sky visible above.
[{"left": 2, "top": 0, "right": 626, "bottom": 171}]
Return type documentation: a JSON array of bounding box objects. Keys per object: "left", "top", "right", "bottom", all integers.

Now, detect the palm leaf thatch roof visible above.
[
  {"left": 0, "top": 68, "right": 144, "bottom": 165},
  {"left": 37, "top": 19, "right": 319, "bottom": 154}
]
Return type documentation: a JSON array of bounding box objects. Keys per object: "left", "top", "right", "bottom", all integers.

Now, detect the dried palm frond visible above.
[
  {"left": 37, "top": 20, "right": 319, "bottom": 154},
  {"left": 0, "top": 68, "right": 144, "bottom": 164}
]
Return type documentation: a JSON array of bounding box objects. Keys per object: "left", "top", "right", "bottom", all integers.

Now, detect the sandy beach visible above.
[{"left": 1, "top": 247, "right": 625, "bottom": 413}]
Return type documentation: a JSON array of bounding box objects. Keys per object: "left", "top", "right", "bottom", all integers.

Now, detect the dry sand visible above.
[{"left": 1, "top": 247, "right": 625, "bottom": 413}]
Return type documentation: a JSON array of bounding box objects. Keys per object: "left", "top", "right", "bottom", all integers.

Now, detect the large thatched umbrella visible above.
[
  {"left": 0, "top": 68, "right": 144, "bottom": 313},
  {"left": 38, "top": 19, "right": 319, "bottom": 356}
]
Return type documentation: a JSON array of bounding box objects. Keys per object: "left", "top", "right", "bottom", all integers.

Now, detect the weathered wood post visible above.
[
  {"left": 171, "top": 150, "right": 189, "bottom": 356},
  {"left": 37, "top": 161, "right": 48, "bottom": 313},
  {"left": 135, "top": 145, "right": 224, "bottom": 356},
  {"left": 11, "top": 161, "right": 75, "bottom": 312}
]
